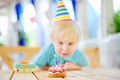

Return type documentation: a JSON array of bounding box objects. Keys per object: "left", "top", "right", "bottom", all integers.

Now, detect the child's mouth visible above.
[{"left": 62, "top": 53, "right": 68, "bottom": 56}]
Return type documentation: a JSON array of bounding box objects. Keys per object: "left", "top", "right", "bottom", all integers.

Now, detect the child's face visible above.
[{"left": 53, "top": 39, "right": 78, "bottom": 58}]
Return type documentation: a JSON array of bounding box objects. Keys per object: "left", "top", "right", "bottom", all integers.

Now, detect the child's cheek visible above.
[{"left": 56, "top": 47, "right": 62, "bottom": 54}]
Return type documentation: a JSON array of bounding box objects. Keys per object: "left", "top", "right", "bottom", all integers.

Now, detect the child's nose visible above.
[{"left": 63, "top": 45, "right": 69, "bottom": 51}]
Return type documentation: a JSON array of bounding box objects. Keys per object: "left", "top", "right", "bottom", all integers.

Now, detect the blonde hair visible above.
[{"left": 50, "top": 20, "right": 80, "bottom": 43}]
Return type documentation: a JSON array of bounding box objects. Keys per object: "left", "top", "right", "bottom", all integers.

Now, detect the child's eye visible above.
[
  {"left": 69, "top": 43, "right": 73, "bottom": 46},
  {"left": 59, "top": 42, "right": 63, "bottom": 45}
]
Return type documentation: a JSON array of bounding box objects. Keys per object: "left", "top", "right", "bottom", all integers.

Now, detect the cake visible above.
[{"left": 48, "top": 66, "right": 66, "bottom": 78}]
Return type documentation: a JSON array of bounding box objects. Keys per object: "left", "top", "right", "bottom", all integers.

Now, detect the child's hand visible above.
[
  {"left": 48, "top": 66, "right": 56, "bottom": 73},
  {"left": 63, "top": 62, "right": 74, "bottom": 70},
  {"left": 63, "top": 62, "right": 81, "bottom": 70}
]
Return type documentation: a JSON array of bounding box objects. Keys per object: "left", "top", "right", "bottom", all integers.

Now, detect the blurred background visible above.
[{"left": 0, "top": 0, "right": 120, "bottom": 70}]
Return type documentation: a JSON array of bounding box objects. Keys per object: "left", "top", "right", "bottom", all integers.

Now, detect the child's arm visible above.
[
  {"left": 34, "top": 66, "right": 50, "bottom": 71},
  {"left": 48, "top": 62, "right": 82, "bottom": 71},
  {"left": 40, "top": 66, "right": 50, "bottom": 70}
]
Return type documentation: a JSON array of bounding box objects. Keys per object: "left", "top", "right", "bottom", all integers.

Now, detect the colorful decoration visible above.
[
  {"left": 54, "top": 0, "right": 71, "bottom": 22},
  {"left": 15, "top": 61, "right": 35, "bottom": 72}
]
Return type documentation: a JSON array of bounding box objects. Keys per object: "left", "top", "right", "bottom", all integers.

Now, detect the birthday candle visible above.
[{"left": 54, "top": 54, "right": 58, "bottom": 67}]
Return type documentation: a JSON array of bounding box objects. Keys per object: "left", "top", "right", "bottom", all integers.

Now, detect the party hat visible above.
[{"left": 54, "top": 0, "right": 72, "bottom": 22}]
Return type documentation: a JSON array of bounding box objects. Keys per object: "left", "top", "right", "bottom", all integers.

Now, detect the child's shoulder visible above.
[
  {"left": 73, "top": 48, "right": 84, "bottom": 56},
  {"left": 75, "top": 48, "right": 83, "bottom": 53},
  {"left": 41, "top": 43, "right": 55, "bottom": 53},
  {"left": 42, "top": 43, "right": 54, "bottom": 49}
]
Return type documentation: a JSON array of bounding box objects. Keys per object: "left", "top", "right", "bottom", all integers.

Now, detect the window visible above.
[
  {"left": 0, "top": 16, "right": 8, "bottom": 45},
  {"left": 113, "top": 0, "right": 120, "bottom": 12},
  {"left": 87, "top": 0, "right": 101, "bottom": 38},
  {"left": 23, "top": 4, "right": 37, "bottom": 33}
]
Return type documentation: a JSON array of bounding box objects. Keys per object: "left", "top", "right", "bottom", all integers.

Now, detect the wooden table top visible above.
[{"left": 0, "top": 68, "right": 120, "bottom": 80}]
